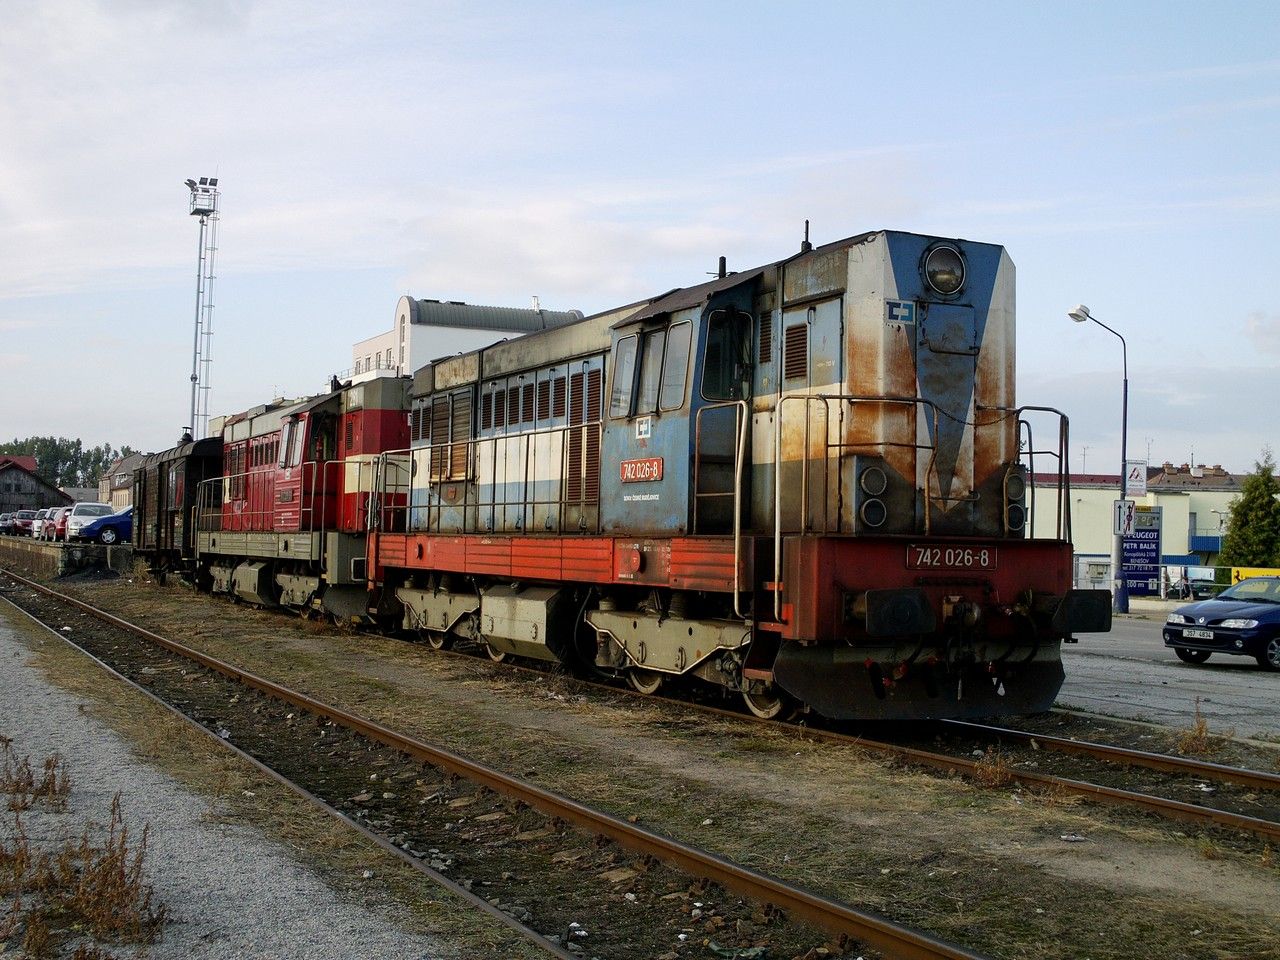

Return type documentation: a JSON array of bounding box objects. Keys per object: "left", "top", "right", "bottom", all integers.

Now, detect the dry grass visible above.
[
  {"left": 1, "top": 740, "right": 72, "bottom": 813},
  {"left": 0, "top": 790, "right": 166, "bottom": 958},
  {"left": 1177, "top": 698, "right": 1235, "bottom": 756},
  {"left": 971, "top": 748, "right": 1015, "bottom": 788}
]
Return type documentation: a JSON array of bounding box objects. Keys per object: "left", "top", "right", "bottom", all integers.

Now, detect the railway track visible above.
[
  {"left": 400, "top": 624, "right": 1280, "bottom": 845},
  {"left": 0, "top": 568, "right": 989, "bottom": 960},
  {"left": 412, "top": 628, "right": 1280, "bottom": 843}
]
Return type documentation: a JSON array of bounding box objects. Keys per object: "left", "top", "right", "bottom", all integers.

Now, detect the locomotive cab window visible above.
[
  {"left": 702, "top": 308, "right": 752, "bottom": 401},
  {"left": 609, "top": 322, "right": 691, "bottom": 419},
  {"left": 609, "top": 335, "right": 638, "bottom": 418},
  {"left": 659, "top": 321, "right": 691, "bottom": 410}
]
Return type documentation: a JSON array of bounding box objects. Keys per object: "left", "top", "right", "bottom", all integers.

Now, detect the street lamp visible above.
[{"left": 1069, "top": 304, "right": 1130, "bottom": 612}]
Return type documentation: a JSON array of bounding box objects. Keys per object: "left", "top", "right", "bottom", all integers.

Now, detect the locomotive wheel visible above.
[
  {"left": 627, "top": 669, "right": 664, "bottom": 695},
  {"left": 424, "top": 629, "right": 454, "bottom": 651},
  {"left": 485, "top": 643, "right": 508, "bottom": 663},
  {"left": 742, "top": 688, "right": 794, "bottom": 721}
]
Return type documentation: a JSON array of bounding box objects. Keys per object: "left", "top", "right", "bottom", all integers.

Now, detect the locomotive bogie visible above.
[{"left": 586, "top": 606, "right": 751, "bottom": 681}]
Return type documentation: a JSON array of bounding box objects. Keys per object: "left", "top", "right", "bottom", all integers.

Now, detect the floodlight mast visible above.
[{"left": 185, "top": 177, "right": 220, "bottom": 440}]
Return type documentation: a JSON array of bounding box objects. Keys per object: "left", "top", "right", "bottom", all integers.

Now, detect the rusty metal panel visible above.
[
  {"left": 466, "top": 536, "right": 513, "bottom": 576},
  {"left": 434, "top": 351, "right": 481, "bottom": 389},
  {"left": 481, "top": 311, "right": 614, "bottom": 379},
  {"left": 562, "top": 538, "right": 614, "bottom": 581},
  {"left": 510, "top": 538, "right": 564, "bottom": 580},
  {"left": 611, "top": 539, "right": 672, "bottom": 585},
  {"left": 669, "top": 537, "right": 740, "bottom": 592}
]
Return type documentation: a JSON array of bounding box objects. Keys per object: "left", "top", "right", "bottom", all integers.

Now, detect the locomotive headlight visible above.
[{"left": 924, "top": 245, "right": 965, "bottom": 296}]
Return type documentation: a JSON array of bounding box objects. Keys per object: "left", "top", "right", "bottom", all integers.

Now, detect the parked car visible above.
[
  {"left": 30, "top": 508, "right": 52, "bottom": 538},
  {"left": 44, "top": 506, "right": 71, "bottom": 541},
  {"left": 11, "top": 510, "right": 37, "bottom": 536},
  {"left": 1164, "top": 576, "right": 1280, "bottom": 670},
  {"left": 80, "top": 505, "right": 132, "bottom": 545},
  {"left": 0, "top": 513, "right": 12, "bottom": 535},
  {"left": 65, "top": 502, "right": 115, "bottom": 541}
]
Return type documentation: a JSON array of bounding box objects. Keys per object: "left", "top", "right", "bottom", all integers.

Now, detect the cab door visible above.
[{"left": 692, "top": 304, "right": 753, "bottom": 535}]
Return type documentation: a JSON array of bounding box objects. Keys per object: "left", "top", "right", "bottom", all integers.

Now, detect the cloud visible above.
[{"left": 1245, "top": 311, "right": 1280, "bottom": 354}]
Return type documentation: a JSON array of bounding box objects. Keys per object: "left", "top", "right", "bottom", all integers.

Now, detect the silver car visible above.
[
  {"left": 66, "top": 502, "right": 115, "bottom": 540},
  {"left": 30, "top": 508, "right": 52, "bottom": 538}
]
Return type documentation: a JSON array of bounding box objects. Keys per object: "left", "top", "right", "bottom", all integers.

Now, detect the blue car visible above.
[
  {"left": 1164, "top": 576, "right": 1280, "bottom": 670},
  {"left": 80, "top": 505, "right": 132, "bottom": 546}
]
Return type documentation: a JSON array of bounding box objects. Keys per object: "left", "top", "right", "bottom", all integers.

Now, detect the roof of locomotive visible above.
[{"left": 407, "top": 228, "right": 1000, "bottom": 398}]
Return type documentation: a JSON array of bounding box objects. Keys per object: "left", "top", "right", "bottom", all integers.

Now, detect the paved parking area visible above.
[{"left": 1060, "top": 612, "right": 1280, "bottom": 741}]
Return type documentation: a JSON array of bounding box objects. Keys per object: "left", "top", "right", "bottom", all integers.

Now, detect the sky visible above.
[{"left": 1, "top": 0, "right": 1278, "bottom": 473}]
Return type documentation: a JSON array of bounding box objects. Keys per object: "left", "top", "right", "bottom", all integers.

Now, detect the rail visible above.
[
  {"left": 1, "top": 570, "right": 990, "bottom": 960},
  {"left": 772, "top": 394, "right": 941, "bottom": 621}
]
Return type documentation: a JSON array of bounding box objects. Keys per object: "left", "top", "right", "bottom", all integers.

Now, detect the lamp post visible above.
[{"left": 1069, "top": 304, "right": 1129, "bottom": 613}]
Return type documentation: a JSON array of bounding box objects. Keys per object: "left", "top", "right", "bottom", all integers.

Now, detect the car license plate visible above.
[
  {"left": 1184, "top": 628, "right": 1213, "bottom": 640},
  {"left": 907, "top": 545, "right": 997, "bottom": 571}
]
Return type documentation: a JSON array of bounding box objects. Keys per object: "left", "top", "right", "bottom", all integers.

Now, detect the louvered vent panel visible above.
[
  {"left": 758, "top": 313, "right": 772, "bottom": 364},
  {"left": 585, "top": 369, "right": 602, "bottom": 501},
  {"left": 430, "top": 397, "right": 450, "bottom": 479},
  {"left": 507, "top": 387, "right": 520, "bottom": 427},
  {"left": 493, "top": 388, "right": 506, "bottom": 429},
  {"left": 449, "top": 393, "right": 471, "bottom": 479},
  {"left": 345, "top": 419, "right": 354, "bottom": 453},
  {"left": 480, "top": 393, "right": 492, "bottom": 431},
  {"left": 536, "top": 381, "right": 551, "bottom": 421},
  {"left": 552, "top": 377, "right": 567, "bottom": 418},
  {"left": 783, "top": 324, "right": 808, "bottom": 380},
  {"left": 522, "top": 384, "right": 534, "bottom": 423},
  {"left": 566, "top": 372, "right": 585, "bottom": 501}
]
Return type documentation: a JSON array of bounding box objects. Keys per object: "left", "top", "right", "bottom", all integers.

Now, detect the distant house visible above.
[
  {"left": 0, "top": 457, "right": 72, "bottom": 513},
  {"left": 97, "top": 452, "right": 145, "bottom": 510}
]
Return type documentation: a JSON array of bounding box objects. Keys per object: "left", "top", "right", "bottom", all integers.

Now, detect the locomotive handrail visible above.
[
  {"left": 772, "top": 393, "right": 942, "bottom": 622},
  {"left": 692, "top": 399, "right": 750, "bottom": 619},
  {"left": 371, "top": 418, "right": 604, "bottom": 538},
  {"left": 999, "top": 404, "right": 1071, "bottom": 543}
]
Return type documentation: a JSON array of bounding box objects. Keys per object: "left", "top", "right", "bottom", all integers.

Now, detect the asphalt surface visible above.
[{"left": 1060, "top": 609, "right": 1280, "bottom": 740}]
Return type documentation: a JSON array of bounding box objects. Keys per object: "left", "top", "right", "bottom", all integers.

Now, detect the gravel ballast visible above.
[{"left": 0, "top": 611, "right": 447, "bottom": 960}]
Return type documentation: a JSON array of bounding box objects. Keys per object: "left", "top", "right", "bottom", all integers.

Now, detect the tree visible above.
[
  {"left": 0, "top": 437, "right": 138, "bottom": 488},
  {"left": 1218, "top": 449, "right": 1280, "bottom": 569}
]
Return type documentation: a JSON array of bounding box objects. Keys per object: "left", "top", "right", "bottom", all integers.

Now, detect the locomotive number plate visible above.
[
  {"left": 620, "top": 457, "right": 664, "bottom": 483},
  {"left": 907, "top": 545, "right": 997, "bottom": 571}
]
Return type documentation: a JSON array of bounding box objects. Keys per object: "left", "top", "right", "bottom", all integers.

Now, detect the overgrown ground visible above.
[{"left": 14, "top": 572, "right": 1280, "bottom": 959}]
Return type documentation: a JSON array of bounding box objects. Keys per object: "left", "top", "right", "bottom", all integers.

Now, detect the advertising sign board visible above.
[{"left": 1120, "top": 505, "right": 1161, "bottom": 596}]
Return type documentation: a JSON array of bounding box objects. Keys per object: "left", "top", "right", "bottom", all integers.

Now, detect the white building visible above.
[
  {"left": 1031, "top": 462, "right": 1246, "bottom": 587},
  {"left": 345, "top": 296, "right": 584, "bottom": 385}
]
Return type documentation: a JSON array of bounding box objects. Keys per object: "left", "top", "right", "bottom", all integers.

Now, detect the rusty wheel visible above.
[
  {"left": 627, "top": 669, "right": 664, "bottom": 695},
  {"left": 742, "top": 687, "right": 794, "bottom": 721},
  {"left": 424, "top": 630, "right": 454, "bottom": 651}
]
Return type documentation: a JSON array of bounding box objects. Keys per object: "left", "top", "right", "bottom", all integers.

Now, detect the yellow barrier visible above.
[{"left": 1231, "top": 566, "right": 1280, "bottom": 583}]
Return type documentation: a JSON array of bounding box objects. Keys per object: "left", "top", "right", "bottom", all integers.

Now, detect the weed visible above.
[
  {"left": 971, "top": 748, "right": 1014, "bottom": 788},
  {"left": 1176, "top": 699, "right": 1233, "bottom": 757},
  {"left": 1197, "top": 838, "right": 1220, "bottom": 860},
  {"left": 0, "top": 742, "right": 71, "bottom": 812}
]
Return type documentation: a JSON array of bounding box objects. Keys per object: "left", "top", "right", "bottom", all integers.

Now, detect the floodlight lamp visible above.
[
  {"left": 209, "top": 178, "right": 218, "bottom": 186},
  {"left": 185, "top": 179, "right": 197, "bottom": 188}
]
